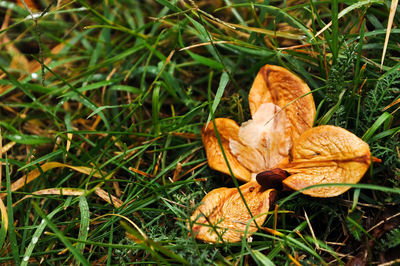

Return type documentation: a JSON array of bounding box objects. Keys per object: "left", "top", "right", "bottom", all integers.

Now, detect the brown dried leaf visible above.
[
  {"left": 281, "top": 125, "right": 371, "bottom": 197},
  {"left": 202, "top": 118, "right": 252, "bottom": 182},
  {"left": 249, "top": 64, "right": 316, "bottom": 142},
  {"left": 190, "top": 181, "right": 276, "bottom": 243},
  {"left": 0, "top": 162, "right": 110, "bottom": 199},
  {"left": 94, "top": 187, "right": 124, "bottom": 208}
]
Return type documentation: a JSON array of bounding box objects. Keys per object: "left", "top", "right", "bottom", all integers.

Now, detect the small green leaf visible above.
[
  {"left": 362, "top": 112, "right": 393, "bottom": 141},
  {"left": 187, "top": 51, "right": 224, "bottom": 70},
  {"left": 5, "top": 134, "right": 52, "bottom": 145},
  {"left": 251, "top": 250, "right": 275, "bottom": 266},
  {"left": 206, "top": 71, "right": 229, "bottom": 126}
]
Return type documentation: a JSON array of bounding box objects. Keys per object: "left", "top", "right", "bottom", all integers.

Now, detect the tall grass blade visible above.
[
  {"left": 5, "top": 157, "right": 20, "bottom": 264},
  {"left": 362, "top": 112, "right": 393, "bottom": 141},
  {"left": 380, "top": 0, "right": 398, "bottom": 69},
  {"left": 77, "top": 196, "right": 90, "bottom": 260},
  {"left": 206, "top": 71, "right": 229, "bottom": 126},
  {"left": 21, "top": 204, "right": 66, "bottom": 266}
]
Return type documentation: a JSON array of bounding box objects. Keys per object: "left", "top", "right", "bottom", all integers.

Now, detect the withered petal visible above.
[
  {"left": 282, "top": 125, "right": 371, "bottom": 197},
  {"left": 202, "top": 118, "right": 252, "bottom": 182},
  {"left": 248, "top": 64, "right": 316, "bottom": 142},
  {"left": 190, "top": 181, "right": 276, "bottom": 243}
]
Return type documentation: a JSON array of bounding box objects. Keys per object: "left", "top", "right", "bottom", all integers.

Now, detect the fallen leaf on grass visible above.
[
  {"left": 192, "top": 64, "right": 375, "bottom": 243},
  {"left": 280, "top": 125, "right": 371, "bottom": 197},
  {"left": 190, "top": 181, "right": 276, "bottom": 243},
  {"left": 202, "top": 65, "right": 316, "bottom": 182}
]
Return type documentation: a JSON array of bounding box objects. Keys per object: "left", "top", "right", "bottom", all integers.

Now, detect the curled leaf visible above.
[
  {"left": 190, "top": 181, "right": 276, "bottom": 243},
  {"left": 249, "top": 64, "right": 316, "bottom": 141},
  {"left": 281, "top": 125, "right": 371, "bottom": 197},
  {"left": 202, "top": 118, "right": 252, "bottom": 182}
]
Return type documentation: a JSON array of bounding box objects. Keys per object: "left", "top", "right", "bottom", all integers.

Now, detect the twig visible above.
[{"left": 20, "top": 1, "right": 52, "bottom": 86}]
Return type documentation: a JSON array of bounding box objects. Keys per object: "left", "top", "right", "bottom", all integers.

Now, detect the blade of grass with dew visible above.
[
  {"left": 77, "top": 196, "right": 90, "bottom": 258},
  {"left": 21, "top": 199, "right": 71, "bottom": 266},
  {"left": 32, "top": 201, "right": 90, "bottom": 266}
]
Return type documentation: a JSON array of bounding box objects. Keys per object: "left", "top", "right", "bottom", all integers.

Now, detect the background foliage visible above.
[{"left": 0, "top": 0, "right": 399, "bottom": 264}]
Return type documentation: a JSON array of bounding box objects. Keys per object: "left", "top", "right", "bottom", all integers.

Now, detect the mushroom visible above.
[{"left": 191, "top": 64, "right": 373, "bottom": 243}]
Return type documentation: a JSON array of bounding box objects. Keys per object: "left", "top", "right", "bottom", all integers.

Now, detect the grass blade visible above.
[
  {"left": 362, "top": 112, "right": 393, "bottom": 141},
  {"left": 77, "top": 196, "right": 90, "bottom": 259},
  {"left": 21, "top": 204, "right": 66, "bottom": 266},
  {"left": 206, "top": 71, "right": 229, "bottom": 126},
  {"left": 331, "top": 0, "right": 339, "bottom": 63},
  {"left": 152, "top": 82, "right": 161, "bottom": 136},
  {"left": 32, "top": 201, "right": 90, "bottom": 266},
  {"left": 251, "top": 249, "right": 275, "bottom": 266},
  {"left": 380, "top": 0, "right": 398, "bottom": 69},
  {"left": 5, "top": 157, "right": 20, "bottom": 264}
]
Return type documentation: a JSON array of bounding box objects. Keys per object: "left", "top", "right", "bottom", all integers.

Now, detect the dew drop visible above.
[
  {"left": 31, "top": 73, "right": 38, "bottom": 80},
  {"left": 32, "top": 237, "right": 38, "bottom": 244},
  {"left": 23, "top": 256, "right": 29, "bottom": 262}
]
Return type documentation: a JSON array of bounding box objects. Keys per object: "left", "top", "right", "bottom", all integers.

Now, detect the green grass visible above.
[{"left": 0, "top": 0, "right": 399, "bottom": 264}]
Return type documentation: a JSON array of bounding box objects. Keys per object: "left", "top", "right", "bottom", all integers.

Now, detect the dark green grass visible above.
[{"left": 0, "top": 0, "right": 399, "bottom": 264}]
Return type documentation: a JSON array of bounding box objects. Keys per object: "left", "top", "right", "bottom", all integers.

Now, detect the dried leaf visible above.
[
  {"left": 94, "top": 187, "right": 124, "bottom": 208},
  {"left": 249, "top": 65, "right": 316, "bottom": 142},
  {"left": 281, "top": 125, "right": 371, "bottom": 197},
  {"left": 190, "top": 181, "right": 276, "bottom": 242},
  {"left": 380, "top": 0, "right": 398, "bottom": 69},
  {"left": 202, "top": 118, "right": 252, "bottom": 182},
  {"left": 0, "top": 198, "right": 7, "bottom": 231},
  {"left": 0, "top": 162, "right": 109, "bottom": 199},
  {"left": 12, "top": 188, "right": 85, "bottom": 207}
]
